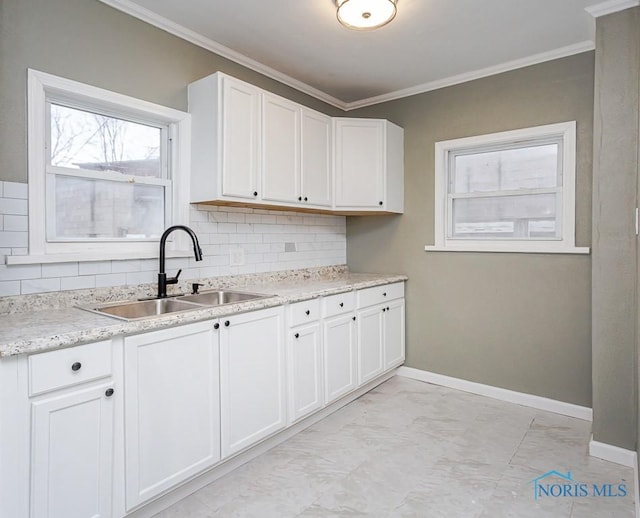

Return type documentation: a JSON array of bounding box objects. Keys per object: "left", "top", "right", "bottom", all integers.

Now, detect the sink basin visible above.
[
  {"left": 80, "top": 290, "right": 274, "bottom": 321},
  {"left": 176, "top": 290, "right": 271, "bottom": 306},
  {"left": 85, "top": 298, "right": 203, "bottom": 321}
]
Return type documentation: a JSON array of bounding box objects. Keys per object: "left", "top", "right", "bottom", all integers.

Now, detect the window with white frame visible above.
[
  {"left": 15, "top": 70, "right": 191, "bottom": 264},
  {"left": 427, "top": 121, "right": 589, "bottom": 254}
]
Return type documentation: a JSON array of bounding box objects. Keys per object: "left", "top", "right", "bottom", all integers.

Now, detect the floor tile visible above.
[{"left": 153, "top": 377, "right": 635, "bottom": 518}]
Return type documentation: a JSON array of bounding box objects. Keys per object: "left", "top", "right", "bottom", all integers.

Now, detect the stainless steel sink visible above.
[
  {"left": 176, "top": 290, "right": 271, "bottom": 306},
  {"left": 80, "top": 290, "right": 273, "bottom": 321},
  {"left": 84, "top": 298, "right": 203, "bottom": 321}
]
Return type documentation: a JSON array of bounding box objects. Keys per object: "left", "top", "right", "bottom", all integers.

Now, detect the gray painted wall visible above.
[
  {"left": 347, "top": 53, "right": 595, "bottom": 407},
  {"left": 0, "top": 0, "right": 343, "bottom": 184},
  {"left": 592, "top": 9, "right": 639, "bottom": 450}
]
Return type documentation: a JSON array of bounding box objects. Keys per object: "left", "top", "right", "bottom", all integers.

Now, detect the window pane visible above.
[
  {"left": 452, "top": 144, "right": 559, "bottom": 194},
  {"left": 50, "top": 104, "right": 162, "bottom": 178},
  {"left": 451, "top": 193, "right": 558, "bottom": 239},
  {"left": 51, "top": 175, "right": 165, "bottom": 240}
]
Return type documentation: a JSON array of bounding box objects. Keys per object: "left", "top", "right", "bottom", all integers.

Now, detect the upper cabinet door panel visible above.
[
  {"left": 334, "top": 119, "right": 385, "bottom": 209},
  {"left": 301, "top": 109, "right": 332, "bottom": 207},
  {"left": 221, "top": 77, "right": 260, "bottom": 199},
  {"left": 261, "top": 94, "right": 300, "bottom": 204}
]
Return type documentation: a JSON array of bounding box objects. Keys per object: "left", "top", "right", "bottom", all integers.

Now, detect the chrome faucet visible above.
[{"left": 157, "top": 225, "right": 203, "bottom": 298}]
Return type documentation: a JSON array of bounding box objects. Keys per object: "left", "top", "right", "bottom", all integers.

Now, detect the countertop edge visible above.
[{"left": 1, "top": 275, "right": 407, "bottom": 357}]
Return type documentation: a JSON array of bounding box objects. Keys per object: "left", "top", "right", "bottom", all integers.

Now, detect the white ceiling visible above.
[{"left": 100, "top": 0, "right": 635, "bottom": 109}]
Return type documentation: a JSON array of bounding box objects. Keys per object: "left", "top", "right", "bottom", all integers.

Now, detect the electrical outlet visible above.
[{"left": 229, "top": 247, "right": 245, "bottom": 266}]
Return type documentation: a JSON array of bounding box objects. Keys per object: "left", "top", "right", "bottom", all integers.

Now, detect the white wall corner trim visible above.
[
  {"left": 585, "top": 0, "right": 640, "bottom": 18},
  {"left": 589, "top": 435, "right": 637, "bottom": 468},
  {"left": 343, "top": 42, "right": 595, "bottom": 110},
  {"left": 396, "top": 366, "right": 593, "bottom": 421},
  {"left": 96, "top": 0, "right": 346, "bottom": 111}
]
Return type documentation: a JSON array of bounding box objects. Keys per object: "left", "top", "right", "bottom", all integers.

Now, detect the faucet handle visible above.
[{"left": 167, "top": 269, "right": 182, "bottom": 285}]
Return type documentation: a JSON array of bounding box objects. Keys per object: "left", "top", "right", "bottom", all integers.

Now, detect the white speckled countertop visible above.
[{"left": 0, "top": 270, "right": 407, "bottom": 357}]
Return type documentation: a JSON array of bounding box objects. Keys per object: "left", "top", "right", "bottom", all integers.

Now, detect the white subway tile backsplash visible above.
[
  {"left": 0, "top": 231, "right": 28, "bottom": 248},
  {"left": 2, "top": 182, "right": 28, "bottom": 199},
  {"left": 111, "top": 259, "right": 142, "bottom": 273},
  {"left": 61, "top": 275, "right": 96, "bottom": 291},
  {"left": 0, "top": 182, "right": 346, "bottom": 296},
  {"left": 0, "top": 198, "right": 28, "bottom": 216},
  {"left": 78, "top": 261, "right": 112, "bottom": 275},
  {"left": 3, "top": 215, "right": 28, "bottom": 232},
  {"left": 125, "top": 271, "right": 156, "bottom": 285},
  {"left": 21, "top": 278, "right": 60, "bottom": 294},
  {"left": 0, "top": 280, "right": 20, "bottom": 297},
  {"left": 95, "top": 273, "right": 127, "bottom": 288},
  {"left": 42, "top": 262, "right": 79, "bottom": 278}
]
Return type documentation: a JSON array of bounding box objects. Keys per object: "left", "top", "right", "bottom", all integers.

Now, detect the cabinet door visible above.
[
  {"left": 301, "top": 109, "right": 332, "bottom": 207},
  {"left": 287, "top": 322, "right": 323, "bottom": 423},
  {"left": 31, "top": 383, "right": 114, "bottom": 518},
  {"left": 124, "top": 321, "right": 220, "bottom": 510},
  {"left": 221, "top": 76, "right": 260, "bottom": 199},
  {"left": 323, "top": 313, "right": 357, "bottom": 403},
  {"left": 384, "top": 299, "right": 405, "bottom": 370},
  {"left": 220, "top": 307, "right": 286, "bottom": 457},
  {"left": 357, "top": 304, "right": 384, "bottom": 384},
  {"left": 261, "top": 93, "right": 300, "bottom": 204},
  {"left": 334, "top": 119, "right": 385, "bottom": 209}
]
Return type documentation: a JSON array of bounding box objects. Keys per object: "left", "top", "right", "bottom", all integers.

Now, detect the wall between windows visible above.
[
  {"left": 347, "top": 52, "right": 595, "bottom": 407},
  {"left": 0, "top": 181, "right": 346, "bottom": 296}
]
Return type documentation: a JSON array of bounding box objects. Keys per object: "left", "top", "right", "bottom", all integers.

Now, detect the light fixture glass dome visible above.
[{"left": 336, "top": 0, "right": 397, "bottom": 31}]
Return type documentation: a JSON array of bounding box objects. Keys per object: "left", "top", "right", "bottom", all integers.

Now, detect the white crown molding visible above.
[
  {"left": 585, "top": 0, "right": 640, "bottom": 18},
  {"left": 97, "top": 0, "right": 348, "bottom": 110},
  {"left": 98, "top": 0, "right": 597, "bottom": 112},
  {"left": 396, "top": 367, "right": 593, "bottom": 421},
  {"left": 343, "top": 41, "right": 595, "bottom": 110}
]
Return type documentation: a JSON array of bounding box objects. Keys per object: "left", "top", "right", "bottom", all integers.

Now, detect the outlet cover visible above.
[{"left": 229, "top": 247, "right": 245, "bottom": 266}]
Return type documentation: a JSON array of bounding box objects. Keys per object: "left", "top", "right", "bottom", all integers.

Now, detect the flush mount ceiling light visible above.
[{"left": 336, "top": 0, "right": 397, "bottom": 31}]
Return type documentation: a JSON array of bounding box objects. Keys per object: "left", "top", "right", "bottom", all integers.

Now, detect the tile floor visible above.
[{"left": 154, "top": 376, "right": 635, "bottom": 517}]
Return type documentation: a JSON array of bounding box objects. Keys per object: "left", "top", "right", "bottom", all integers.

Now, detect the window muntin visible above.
[
  {"left": 45, "top": 103, "right": 170, "bottom": 242},
  {"left": 20, "top": 69, "right": 191, "bottom": 264},
  {"left": 448, "top": 139, "right": 563, "bottom": 241},
  {"left": 430, "top": 121, "right": 586, "bottom": 254}
]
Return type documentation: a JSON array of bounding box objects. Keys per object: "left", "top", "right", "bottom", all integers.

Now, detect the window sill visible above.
[
  {"left": 424, "top": 244, "right": 591, "bottom": 255},
  {"left": 5, "top": 250, "right": 194, "bottom": 265}
]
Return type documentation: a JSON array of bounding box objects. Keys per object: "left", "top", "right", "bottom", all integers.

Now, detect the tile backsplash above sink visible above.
[{"left": 0, "top": 182, "right": 346, "bottom": 297}]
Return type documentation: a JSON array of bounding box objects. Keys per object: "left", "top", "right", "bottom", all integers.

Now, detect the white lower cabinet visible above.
[
  {"left": 220, "top": 306, "right": 286, "bottom": 458},
  {"left": 356, "top": 283, "right": 406, "bottom": 384},
  {"left": 323, "top": 313, "right": 357, "bottom": 404},
  {"left": 287, "top": 322, "right": 323, "bottom": 423},
  {"left": 384, "top": 298, "right": 405, "bottom": 370},
  {"left": 123, "top": 321, "right": 220, "bottom": 510},
  {"left": 6, "top": 283, "right": 405, "bottom": 518},
  {"left": 356, "top": 305, "right": 385, "bottom": 384},
  {"left": 30, "top": 383, "right": 115, "bottom": 518}
]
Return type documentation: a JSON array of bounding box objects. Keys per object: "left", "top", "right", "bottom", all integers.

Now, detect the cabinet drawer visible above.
[
  {"left": 288, "top": 298, "right": 321, "bottom": 327},
  {"left": 356, "top": 282, "right": 404, "bottom": 309},
  {"left": 29, "top": 340, "right": 112, "bottom": 396},
  {"left": 322, "top": 291, "right": 355, "bottom": 318}
]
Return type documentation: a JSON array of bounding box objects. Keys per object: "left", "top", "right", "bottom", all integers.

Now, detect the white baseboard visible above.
[
  {"left": 589, "top": 435, "right": 637, "bottom": 468},
  {"left": 396, "top": 366, "right": 593, "bottom": 421}
]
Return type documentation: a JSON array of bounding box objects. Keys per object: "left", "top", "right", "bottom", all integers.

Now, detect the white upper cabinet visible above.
[
  {"left": 334, "top": 118, "right": 404, "bottom": 213},
  {"left": 188, "top": 72, "right": 402, "bottom": 213},
  {"left": 301, "top": 108, "right": 332, "bottom": 207},
  {"left": 261, "top": 93, "right": 300, "bottom": 204},
  {"left": 189, "top": 73, "right": 261, "bottom": 203},
  {"left": 261, "top": 95, "right": 332, "bottom": 208}
]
